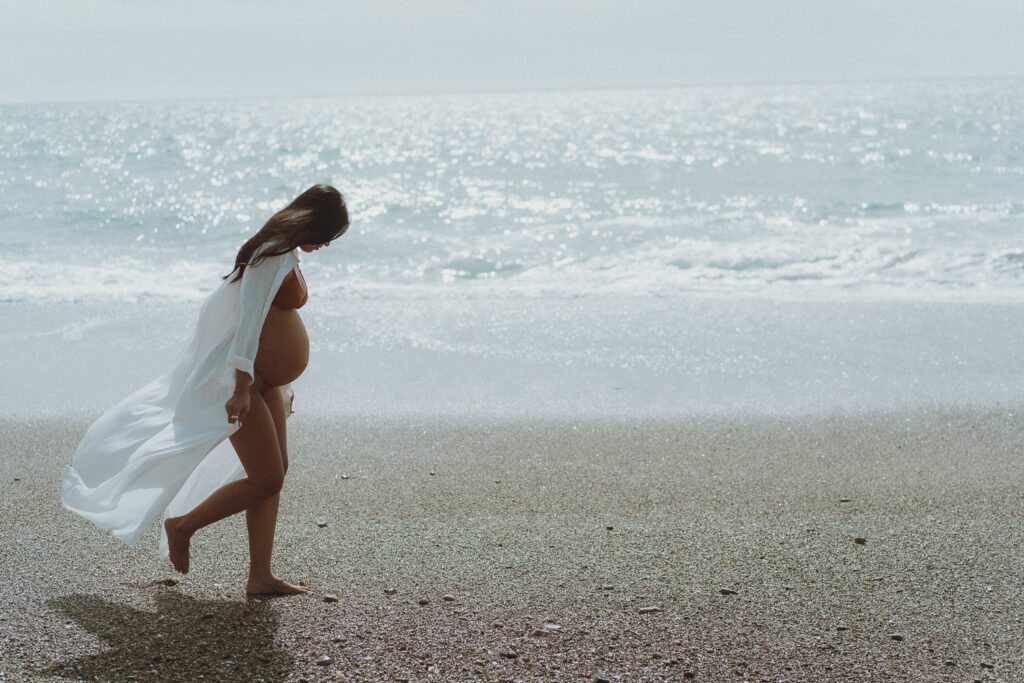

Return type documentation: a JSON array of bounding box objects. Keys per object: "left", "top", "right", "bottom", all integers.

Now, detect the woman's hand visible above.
[{"left": 225, "top": 390, "right": 251, "bottom": 427}]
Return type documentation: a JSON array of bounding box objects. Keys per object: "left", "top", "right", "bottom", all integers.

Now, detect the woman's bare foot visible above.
[
  {"left": 164, "top": 516, "right": 192, "bottom": 574},
  {"left": 245, "top": 574, "right": 311, "bottom": 596}
]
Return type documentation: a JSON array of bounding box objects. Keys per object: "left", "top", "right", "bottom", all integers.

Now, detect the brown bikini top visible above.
[{"left": 272, "top": 265, "right": 308, "bottom": 309}]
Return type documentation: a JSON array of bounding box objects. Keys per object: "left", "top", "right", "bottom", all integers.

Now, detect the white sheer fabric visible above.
[{"left": 60, "top": 243, "right": 301, "bottom": 557}]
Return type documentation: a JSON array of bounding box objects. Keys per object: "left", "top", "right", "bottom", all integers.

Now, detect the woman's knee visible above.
[{"left": 250, "top": 471, "right": 284, "bottom": 498}]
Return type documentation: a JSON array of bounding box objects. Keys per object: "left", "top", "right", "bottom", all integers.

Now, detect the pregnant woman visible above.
[{"left": 61, "top": 184, "right": 349, "bottom": 597}]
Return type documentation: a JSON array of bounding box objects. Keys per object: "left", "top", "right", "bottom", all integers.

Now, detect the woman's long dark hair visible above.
[{"left": 223, "top": 184, "right": 349, "bottom": 283}]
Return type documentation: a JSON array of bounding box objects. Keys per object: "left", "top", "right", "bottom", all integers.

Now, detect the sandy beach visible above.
[{"left": 1, "top": 408, "right": 1022, "bottom": 682}]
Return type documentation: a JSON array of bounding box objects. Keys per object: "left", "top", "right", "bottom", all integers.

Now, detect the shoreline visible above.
[
  {"left": 4, "top": 296, "right": 1023, "bottom": 421},
  {"left": 2, "top": 407, "right": 1022, "bottom": 681}
]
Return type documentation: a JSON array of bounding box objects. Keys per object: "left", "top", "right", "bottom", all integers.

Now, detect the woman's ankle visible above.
[
  {"left": 167, "top": 514, "right": 194, "bottom": 537},
  {"left": 248, "top": 567, "right": 274, "bottom": 581}
]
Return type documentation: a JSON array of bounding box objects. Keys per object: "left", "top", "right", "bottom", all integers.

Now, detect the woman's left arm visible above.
[{"left": 225, "top": 253, "right": 289, "bottom": 384}]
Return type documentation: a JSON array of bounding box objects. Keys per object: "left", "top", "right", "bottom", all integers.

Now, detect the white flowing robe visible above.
[{"left": 60, "top": 243, "right": 302, "bottom": 557}]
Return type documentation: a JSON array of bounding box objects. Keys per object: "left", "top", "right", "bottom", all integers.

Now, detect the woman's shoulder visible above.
[{"left": 247, "top": 244, "right": 299, "bottom": 268}]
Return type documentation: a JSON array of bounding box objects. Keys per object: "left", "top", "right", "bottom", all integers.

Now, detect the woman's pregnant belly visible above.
[{"left": 253, "top": 305, "right": 309, "bottom": 388}]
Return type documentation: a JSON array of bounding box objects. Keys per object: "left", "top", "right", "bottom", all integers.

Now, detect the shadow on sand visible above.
[{"left": 39, "top": 587, "right": 295, "bottom": 682}]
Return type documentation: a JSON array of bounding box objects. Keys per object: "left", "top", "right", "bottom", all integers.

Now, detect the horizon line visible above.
[{"left": 2, "top": 72, "right": 1022, "bottom": 107}]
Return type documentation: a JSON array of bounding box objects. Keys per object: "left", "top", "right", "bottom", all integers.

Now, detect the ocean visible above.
[{"left": 2, "top": 79, "right": 1022, "bottom": 417}]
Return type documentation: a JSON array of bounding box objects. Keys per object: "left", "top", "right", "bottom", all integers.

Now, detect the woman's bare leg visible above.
[
  {"left": 164, "top": 384, "right": 284, "bottom": 575},
  {"left": 245, "top": 385, "right": 308, "bottom": 595}
]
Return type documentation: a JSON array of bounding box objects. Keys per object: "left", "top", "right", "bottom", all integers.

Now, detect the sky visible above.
[{"left": 1, "top": 0, "right": 1023, "bottom": 103}]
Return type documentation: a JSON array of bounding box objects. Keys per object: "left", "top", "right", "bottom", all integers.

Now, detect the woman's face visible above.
[{"left": 301, "top": 225, "right": 348, "bottom": 252}]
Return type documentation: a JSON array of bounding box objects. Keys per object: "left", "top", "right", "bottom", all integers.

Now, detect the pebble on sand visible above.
[
  {"left": 638, "top": 606, "right": 662, "bottom": 614},
  {"left": 418, "top": 598, "right": 430, "bottom": 605},
  {"left": 719, "top": 588, "right": 738, "bottom": 595},
  {"left": 442, "top": 594, "right": 456, "bottom": 602},
  {"left": 323, "top": 594, "right": 339, "bottom": 603},
  {"left": 384, "top": 588, "right": 398, "bottom": 595},
  {"left": 854, "top": 537, "right": 867, "bottom": 545},
  {"left": 316, "top": 655, "right": 333, "bottom": 665},
  {"left": 889, "top": 633, "right": 904, "bottom": 641},
  {"left": 316, "top": 520, "right": 328, "bottom": 528}
]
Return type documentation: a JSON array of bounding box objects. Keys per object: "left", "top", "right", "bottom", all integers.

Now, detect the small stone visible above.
[
  {"left": 442, "top": 594, "right": 455, "bottom": 602},
  {"left": 543, "top": 623, "right": 562, "bottom": 631},
  {"left": 323, "top": 594, "right": 339, "bottom": 603},
  {"left": 429, "top": 471, "right": 436, "bottom": 476},
  {"left": 836, "top": 625, "right": 849, "bottom": 631},
  {"left": 854, "top": 537, "right": 867, "bottom": 545},
  {"left": 494, "top": 479, "right": 501, "bottom": 483},
  {"left": 839, "top": 498, "right": 851, "bottom": 502},
  {"left": 638, "top": 606, "right": 662, "bottom": 614},
  {"left": 651, "top": 652, "right": 663, "bottom": 659},
  {"left": 340, "top": 474, "right": 350, "bottom": 479},
  {"left": 605, "top": 525, "right": 614, "bottom": 530},
  {"left": 719, "top": 588, "right": 738, "bottom": 596},
  {"left": 504, "top": 564, "right": 514, "bottom": 569},
  {"left": 316, "top": 520, "right": 328, "bottom": 528},
  {"left": 384, "top": 588, "right": 398, "bottom": 595},
  {"left": 529, "top": 628, "right": 549, "bottom": 637},
  {"left": 601, "top": 584, "right": 615, "bottom": 590},
  {"left": 316, "top": 655, "right": 332, "bottom": 666},
  {"left": 332, "top": 636, "right": 346, "bottom": 643},
  {"left": 418, "top": 598, "right": 429, "bottom": 605},
  {"left": 683, "top": 673, "right": 696, "bottom": 679},
  {"left": 595, "top": 678, "right": 611, "bottom": 683},
  {"left": 943, "top": 660, "right": 956, "bottom": 666},
  {"left": 980, "top": 662, "right": 995, "bottom": 669},
  {"left": 498, "top": 650, "right": 518, "bottom": 659},
  {"left": 889, "top": 633, "right": 904, "bottom": 641},
  {"left": 158, "top": 578, "right": 178, "bottom": 586}
]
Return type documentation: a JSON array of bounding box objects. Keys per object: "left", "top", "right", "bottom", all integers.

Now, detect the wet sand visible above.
[{"left": 1, "top": 408, "right": 1023, "bottom": 682}]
